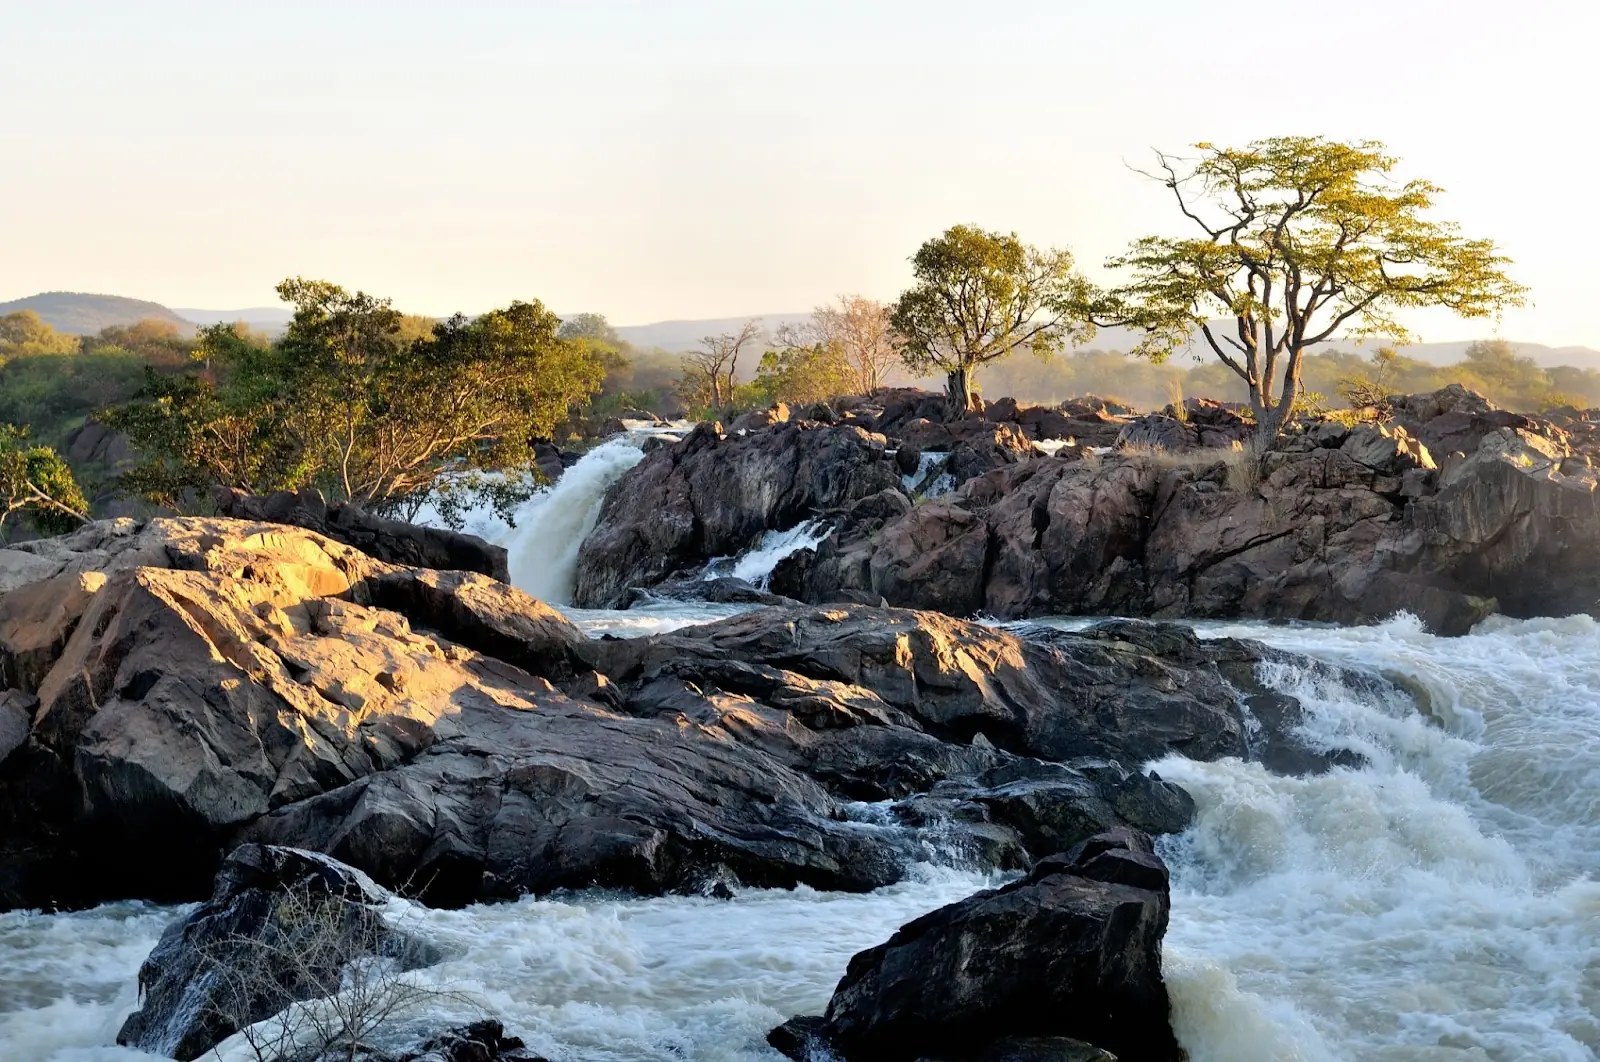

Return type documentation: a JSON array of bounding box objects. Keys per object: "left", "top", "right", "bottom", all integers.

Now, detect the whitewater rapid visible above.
[{"left": 5, "top": 437, "right": 1597, "bottom": 1060}]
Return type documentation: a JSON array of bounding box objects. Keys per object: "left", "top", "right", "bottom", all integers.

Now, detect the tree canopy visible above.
[
  {"left": 0, "top": 425, "right": 87, "bottom": 540},
  {"left": 0, "top": 311, "right": 80, "bottom": 361},
  {"left": 1096, "top": 137, "right": 1526, "bottom": 436},
  {"left": 891, "top": 225, "right": 1093, "bottom": 412},
  {"left": 106, "top": 278, "right": 604, "bottom": 519}
]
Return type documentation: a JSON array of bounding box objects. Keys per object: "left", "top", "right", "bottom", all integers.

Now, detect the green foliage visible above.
[
  {"left": 780, "top": 297, "right": 900, "bottom": 395},
  {"left": 1097, "top": 137, "right": 1527, "bottom": 435},
  {"left": 0, "top": 310, "right": 80, "bottom": 360},
  {"left": 892, "top": 225, "right": 1093, "bottom": 411},
  {"left": 106, "top": 278, "right": 605, "bottom": 519},
  {"left": 754, "top": 341, "right": 855, "bottom": 407},
  {"left": 0, "top": 425, "right": 87, "bottom": 540}
]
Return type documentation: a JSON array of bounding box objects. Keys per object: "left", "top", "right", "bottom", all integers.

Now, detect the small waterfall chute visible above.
[
  {"left": 701, "top": 519, "right": 831, "bottom": 589},
  {"left": 902, "top": 451, "right": 957, "bottom": 498}
]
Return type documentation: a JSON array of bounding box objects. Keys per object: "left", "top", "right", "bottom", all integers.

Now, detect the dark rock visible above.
[
  {"left": 895, "top": 756, "right": 1195, "bottom": 864},
  {"left": 773, "top": 829, "right": 1180, "bottom": 1062},
  {"left": 2, "top": 519, "right": 1384, "bottom": 913},
  {"left": 768, "top": 1015, "right": 831, "bottom": 1060},
  {"left": 116, "top": 844, "right": 442, "bottom": 1061},
  {"left": 788, "top": 394, "right": 1600, "bottom": 634},
  {"left": 729, "top": 402, "right": 791, "bottom": 433},
  {"left": 0, "top": 690, "right": 31, "bottom": 765},
  {"left": 933, "top": 1036, "right": 1117, "bottom": 1061},
  {"left": 592, "top": 606, "right": 1345, "bottom": 773},
  {"left": 395, "top": 1019, "right": 549, "bottom": 1062},
  {"left": 805, "top": 401, "right": 840, "bottom": 424},
  {"left": 572, "top": 422, "right": 900, "bottom": 607},
  {"left": 1116, "top": 415, "right": 1195, "bottom": 451},
  {"left": 626, "top": 575, "right": 797, "bottom": 607},
  {"left": 364, "top": 567, "right": 591, "bottom": 680}
]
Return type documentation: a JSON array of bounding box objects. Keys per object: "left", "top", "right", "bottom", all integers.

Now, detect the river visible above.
[{"left": 3, "top": 439, "right": 1595, "bottom": 1061}]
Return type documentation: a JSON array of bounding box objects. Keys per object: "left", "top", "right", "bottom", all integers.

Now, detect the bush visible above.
[{"left": 0, "top": 425, "right": 87, "bottom": 541}]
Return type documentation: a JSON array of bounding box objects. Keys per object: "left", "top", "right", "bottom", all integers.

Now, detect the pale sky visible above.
[{"left": 5, "top": 0, "right": 1597, "bottom": 346}]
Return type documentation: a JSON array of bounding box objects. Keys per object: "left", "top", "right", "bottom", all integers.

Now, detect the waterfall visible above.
[
  {"left": 497, "top": 438, "right": 652, "bottom": 605},
  {"left": 901, "top": 451, "right": 956, "bottom": 498}
]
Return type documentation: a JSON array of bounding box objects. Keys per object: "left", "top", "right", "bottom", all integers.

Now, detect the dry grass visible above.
[
  {"left": 1117, "top": 440, "right": 1263, "bottom": 492},
  {"left": 1165, "top": 377, "right": 1188, "bottom": 423},
  {"left": 200, "top": 881, "right": 468, "bottom": 1062}
]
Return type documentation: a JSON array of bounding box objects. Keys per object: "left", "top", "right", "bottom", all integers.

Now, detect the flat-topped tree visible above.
[
  {"left": 1097, "top": 137, "right": 1526, "bottom": 439},
  {"left": 892, "top": 225, "right": 1093, "bottom": 414}
]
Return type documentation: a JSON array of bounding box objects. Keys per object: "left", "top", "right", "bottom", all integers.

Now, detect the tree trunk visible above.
[{"left": 945, "top": 367, "right": 975, "bottom": 416}]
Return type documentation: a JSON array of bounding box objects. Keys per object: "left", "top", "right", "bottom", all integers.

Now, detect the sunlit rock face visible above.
[{"left": 0, "top": 515, "right": 1363, "bottom": 913}]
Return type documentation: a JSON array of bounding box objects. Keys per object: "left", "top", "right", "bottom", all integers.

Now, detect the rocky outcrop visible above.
[
  {"left": 117, "top": 844, "right": 442, "bottom": 1061},
  {"left": 770, "top": 829, "right": 1181, "bottom": 1062},
  {"left": 0, "top": 517, "right": 1373, "bottom": 910},
  {"left": 0, "top": 518, "right": 592, "bottom": 907},
  {"left": 789, "top": 389, "right": 1600, "bottom": 634},
  {"left": 572, "top": 422, "right": 901, "bottom": 607},
  {"left": 728, "top": 401, "right": 791, "bottom": 433},
  {"left": 570, "top": 390, "right": 1163, "bottom": 605},
  {"left": 213, "top": 487, "right": 510, "bottom": 581},
  {"left": 589, "top": 607, "right": 1337, "bottom": 773}
]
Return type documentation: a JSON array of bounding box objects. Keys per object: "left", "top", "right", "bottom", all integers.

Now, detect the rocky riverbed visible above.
[
  {"left": 3, "top": 384, "right": 1598, "bottom": 1061},
  {"left": 574, "top": 386, "right": 1600, "bottom": 635}
]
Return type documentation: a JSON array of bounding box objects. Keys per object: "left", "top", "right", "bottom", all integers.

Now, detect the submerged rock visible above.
[
  {"left": 390, "top": 1020, "right": 548, "bottom": 1062},
  {"left": 771, "top": 829, "right": 1180, "bottom": 1062},
  {"left": 117, "top": 844, "right": 441, "bottom": 1061}
]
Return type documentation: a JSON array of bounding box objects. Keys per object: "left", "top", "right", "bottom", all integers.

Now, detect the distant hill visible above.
[
  {"left": 174, "top": 306, "right": 293, "bottom": 330},
  {"left": 0, "top": 291, "right": 192, "bottom": 335},
  {"left": 613, "top": 314, "right": 812, "bottom": 351},
  {"left": 1333, "top": 339, "right": 1600, "bottom": 372}
]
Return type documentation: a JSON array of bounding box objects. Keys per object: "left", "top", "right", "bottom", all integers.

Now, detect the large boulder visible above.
[
  {"left": 591, "top": 607, "right": 1349, "bottom": 775},
  {"left": 117, "top": 844, "right": 441, "bottom": 1061},
  {"left": 770, "top": 829, "right": 1181, "bottom": 1062},
  {"left": 572, "top": 422, "right": 901, "bottom": 607},
  {"left": 213, "top": 487, "right": 509, "bottom": 582}
]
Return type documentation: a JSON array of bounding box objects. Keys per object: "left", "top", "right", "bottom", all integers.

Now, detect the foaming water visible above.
[
  {"left": 10, "top": 612, "right": 1600, "bottom": 1060},
  {"left": 559, "top": 600, "right": 756, "bottom": 639},
  {"left": 702, "top": 520, "right": 830, "bottom": 589},
  {"left": 1148, "top": 614, "right": 1600, "bottom": 1061},
  {"left": 900, "top": 450, "right": 956, "bottom": 498},
  {"left": 496, "top": 438, "right": 652, "bottom": 604},
  {"left": 0, "top": 902, "right": 179, "bottom": 1061}
]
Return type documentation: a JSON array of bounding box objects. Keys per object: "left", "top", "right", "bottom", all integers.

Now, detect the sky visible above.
[{"left": 5, "top": 0, "right": 1598, "bottom": 347}]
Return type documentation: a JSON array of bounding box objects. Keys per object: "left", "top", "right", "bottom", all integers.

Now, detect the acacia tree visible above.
[
  {"left": 682, "top": 319, "right": 763, "bottom": 409},
  {"left": 1097, "top": 137, "right": 1526, "bottom": 439},
  {"left": 891, "top": 226, "right": 1092, "bottom": 413}
]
